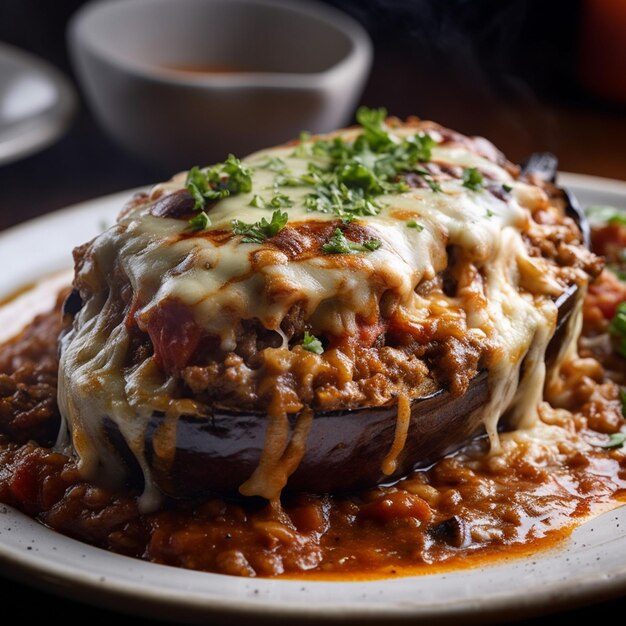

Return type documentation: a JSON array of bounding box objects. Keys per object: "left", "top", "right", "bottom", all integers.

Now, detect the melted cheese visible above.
[
  {"left": 381, "top": 394, "right": 411, "bottom": 476},
  {"left": 57, "top": 123, "right": 585, "bottom": 510}
]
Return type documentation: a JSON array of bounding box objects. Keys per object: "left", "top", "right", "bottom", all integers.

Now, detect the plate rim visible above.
[{"left": 0, "top": 172, "right": 625, "bottom": 624}]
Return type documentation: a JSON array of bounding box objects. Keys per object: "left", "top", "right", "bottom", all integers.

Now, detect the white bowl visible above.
[{"left": 68, "top": 0, "right": 372, "bottom": 168}]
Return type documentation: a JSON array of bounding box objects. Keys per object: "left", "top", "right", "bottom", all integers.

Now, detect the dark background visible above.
[{"left": 1, "top": 0, "right": 625, "bottom": 623}]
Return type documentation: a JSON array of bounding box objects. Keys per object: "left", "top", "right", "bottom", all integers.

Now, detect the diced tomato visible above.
[
  {"left": 587, "top": 271, "right": 626, "bottom": 321},
  {"left": 9, "top": 462, "right": 39, "bottom": 509},
  {"left": 591, "top": 223, "right": 626, "bottom": 257},
  {"left": 360, "top": 491, "right": 432, "bottom": 524},
  {"left": 356, "top": 316, "right": 387, "bottom": 348},
  {"left": 142, "top": 299, "right": 201, "bottom": 374}
]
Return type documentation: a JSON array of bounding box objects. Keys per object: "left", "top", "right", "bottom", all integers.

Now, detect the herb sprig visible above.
[
  {"left": 292, "top": 107, "right": 438, "bottom": 219},
  {"left": 302, "top": 331, "right": 324, "bottom": 354},
  {"left": 321, "top": 228, "right": 381, "bottom": 254},
  {"left": 407, "top": 220, "right": 424, "bottom": 231},
  {"left": 188, "top": 211, "right": 211, "bottom": 232},
  {"left": 186, "top": 155, "right": 252, "bottom": 210},
  {"left": 249, "top": 193, "right": 294, "bottom": 209},
  {"left": 462, "top": 167, "right": 484, "bottom": 191},
  {"left": 232, "top": 210, "right": 289, "bottom": 243},
  {"left": 185, "top": 155, "right": 253, "bottom": 230},
  {"left": 601, "top": 432, "right": 626, "bottom": 449}
]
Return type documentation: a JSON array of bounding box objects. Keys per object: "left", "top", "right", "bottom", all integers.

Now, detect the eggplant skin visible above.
[{"left": 142, "top": 371, "right": 489, "bottom": 498}]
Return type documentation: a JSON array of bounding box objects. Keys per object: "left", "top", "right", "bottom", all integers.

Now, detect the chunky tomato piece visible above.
[
  {"left": 355, "top": 316, "right": 387, "bottom": 348},
  {"left": 142, "top": 299, "right": 201, "bottom": 374}
]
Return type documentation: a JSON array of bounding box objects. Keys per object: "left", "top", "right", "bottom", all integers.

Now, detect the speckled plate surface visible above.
[{"left": 0, "top": 174, "right": 625, "bottom": 625}]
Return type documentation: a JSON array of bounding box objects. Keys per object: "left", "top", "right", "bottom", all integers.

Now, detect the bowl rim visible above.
[{"left": 68, "top": 0, "right": 373, "bottom": 90}]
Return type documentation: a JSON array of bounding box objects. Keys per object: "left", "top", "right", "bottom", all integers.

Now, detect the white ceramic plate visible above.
[
  {"left": 0, "top": 173, "right": 625, "bottom": 624},
  {"left": 0, "top": 42, "right": 76, "bottom": 165}
]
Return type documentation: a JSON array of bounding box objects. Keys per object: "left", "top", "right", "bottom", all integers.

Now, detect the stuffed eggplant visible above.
[{"left": 57, "top": 110, "right": 601, "bottom": 507}]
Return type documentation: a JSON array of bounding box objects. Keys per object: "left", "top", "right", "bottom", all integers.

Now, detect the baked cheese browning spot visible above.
[
  {"left": 381, "top": 394, "right": 411, "bottom": 476},
  {"left": 57, "top": 115, "right": 599, "bottom": 508}
]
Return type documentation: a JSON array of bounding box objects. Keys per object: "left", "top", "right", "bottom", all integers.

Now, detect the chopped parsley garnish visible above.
[
  {"left": 462, "top": 167, "right": 484, "bottom": 191},
  {"left": 188, "top": 109, "right": 442, "bottom": 232},
  {"left": 609, "top": 302, "right": 626, "bottom": 359},
  {"left": 585, "top": 205, "right": 626, "bottom": 227},
  {"left": 356, "top": 106, "right": 395, "bottom": 151},
  {"left": 407, "top": 220, "right": 424, "bottom": 231},
  {"left": 232, "top": 210, "right": 288, "bottom": 243},
  {"left": 601, "top": 432, "right": 626, "bottom": 449},
  {"left": 302, "top": 331, "right": 324, "bottom": 354},
  {"left": 249, "top": 193, "right": 294, "bottom": 209},
  {"left": 303, "top": 179, "right": 383, "bottom": 218},
  {"left": 621, "top": 388, "right": 626, "bottom": 418},
  {"left": 286, "top": 107, "right": 437, "bottom": 219},
  {"left": 486, "top": 208, "right": 495, "bottom": 218},
  {"left": 292, "top": 131, "right": 312, "bottom": 158},
  {"left": 426, "top": 179, "right": 442, "bottom": 193},
  {"left": 502, "top": 183, "right": 513, "bottom": 193},
  {"left": 188, "top": 211, "right": 211, "bottom": 232},
  {"left": 186, "top": 155, "right": 252, "bottom": 211},
  {"left": 256, "top": 156, "right": 289, "bottom": 173},
  {"left": 321, "top": 228, "right": 382, "bottom": 254}
]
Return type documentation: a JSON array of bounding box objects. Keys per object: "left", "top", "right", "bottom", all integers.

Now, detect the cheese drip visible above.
[
  {"left": 382, "top": 394, "right": 411, "bottom": 476},
  {"left": 56, "top": 122, "right": 589, "bottom": 510}
]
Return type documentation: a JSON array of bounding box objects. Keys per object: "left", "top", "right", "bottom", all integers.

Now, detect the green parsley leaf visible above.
[
  {"left": 609, "top": 302, "right": 626, "bottom": 359},
  {"left": 362, "top": 239, "right": 383, "bottom": 251},
  {"left": 256, "top": 156, "right": 289, "bottom": 173},
  {"left": 462, "top": 167, "right": 484, "bottom": 191},
  {"left": 601, "top": 432, "right": 626, "bottom": 449},
  {"left": 302, "top": 331, "right": 324, "bottom": 354},
  {"left": 356, "top": 106, "right": 393, "bottom": 151},
  {"left": 321, "top": 228, "right": 381, "bottom": 254},
  {"left": 222, "top": 154, "right": 253, "bottom": 193},
  {"left": 289, "top": 108, "right": 437, "bottom": 220},
  {"left": 407, "top": 220, "right": 424, "bottom": 231},
  {"left": 620, "top": 388, "right": 626, "bottom": 419},
  {"left": 232, "top": 210, "right": 289, "bottom": 243},
  {"left": 249, "top": 193, "right": 294, "bottom": 209},
  {"left": 426, "top": 179, "right": 442, "bottom": 193},
  {"left": 186, "top": 166, "right": 226, "bottom": 209},
  {"left": 186, "top": 155, "right": 252, "bottom": 210},
  {"left": 188, "top": 211, "right": 211, "bottom": 232},
  {"left": 486, "top": 208, "right": 495, "bottom": 218},
  {"left": 304, "top": 183, "right": 382, "bottom": 218},
  {"left": 585, "top": 205, "right": 626, "bottom": 227},
  {"left": 405, "top": 132, "right": 437, "bottom": 163},
  {"left": 338, "top": 160, "right": 383, "bottom": 193},
  {"left": 249, "top": 194, "right": 265, "bottom": 209},
  {"left": 292, "top": 131, "right": 312, "bottom": 158},
  {"left": 502, "top": 183, "right": 513, "bottom": 192}
]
